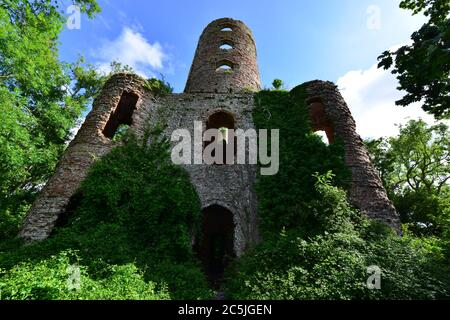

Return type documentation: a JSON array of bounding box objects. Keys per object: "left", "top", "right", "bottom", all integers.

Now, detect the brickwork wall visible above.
[
  {"left": 303, "top": 80, "right": 401, "bottom": 232},
  {"left": 19, "top": 18, "right": 400, "bottom": 247},
  {"left": 19, "top": 74, "right": 155, "bottom": 242},
  {"left": 185, "top": 18, "right": 261, "bottom": 94}
]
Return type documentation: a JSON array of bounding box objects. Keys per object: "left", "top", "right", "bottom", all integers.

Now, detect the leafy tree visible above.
[
  {"left": 366, "top": 119, "right": 450, "bottom": 235},
  {"left": 272, "top": 79, "right": 283, "bottom": 90},
  {"left": 252, "top": 87, "right": 350, "bottom": 238},
  {"left": 377, "top": 0, "right": 450, "bottom": 119},
  {"left": 0, "top": 0, "right": 102, "bottom": 239}
]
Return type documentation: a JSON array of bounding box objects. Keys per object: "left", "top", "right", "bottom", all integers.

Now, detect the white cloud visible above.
[
  {"left": 337, "top": 62, "right": 441, "bottom": 139},
  {"left": 93, "top": 27, "right": 167, "bottom": 78}
]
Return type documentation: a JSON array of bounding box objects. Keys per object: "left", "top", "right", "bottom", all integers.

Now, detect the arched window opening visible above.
[
  {"left": 194, "top": 205, "right": 235, "bottom": 287},
  {"left": 204, "top": 111, "right": 236, "bottom": 164},
  {"left": 217, "top": 65, "right": 232, "bottom": 71},
  {"left": 219, "top": 42, "right": 233, "bottom": 51},
  {"left": 220, "top": 25, "right": 233, "bottom": 32},
  {"left": 307, "top": 97, "right": 334, "bottom": 144},
  {"left": 102, "top": 91, "right": 139, "bottom": 139},
  {"left": 215, "top": 60, "right": 234, "bottom": 73}
]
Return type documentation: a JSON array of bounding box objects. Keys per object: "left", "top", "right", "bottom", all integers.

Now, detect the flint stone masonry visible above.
[
  {"left": 155, "top": 92, "right": 260, "bottom": 256},
  {"left": 20, "top": 17, "right": 400, "bottom": 248}
]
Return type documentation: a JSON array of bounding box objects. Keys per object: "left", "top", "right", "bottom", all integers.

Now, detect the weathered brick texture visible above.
[
  {"left": 19, "top": 18, "right": 400, "bottom": 246},
  {"left": 304, "top": 80, "right": 401, "bottom": 231},
  {"left": 185, "top": 18, "right": 261, "bottom": 94}
]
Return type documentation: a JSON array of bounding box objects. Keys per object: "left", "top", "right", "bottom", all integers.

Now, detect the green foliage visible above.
[
  {"left": 144, "top": 77, "right": 174, "bottom": 96},
  {"left": 224, "top": 173, "right": 450, "bottom": 299},
  {"left": 0, "top": 136, "right": 212, "bottom": 299},
  {"left": 0, "top": 250, "right": 169, "bottom": 300},
  {"left": 399, "top": 0, "right": 449, "bottom": 23},
  {"left": 0, "top": 0, "right": 170, "bottom": 239},
  {"left": 377, "top": 0, "right": 450, "bottom": 119},
  {"left": 0, "top": 0, "right": 101, "bottom": 239},
  {"left": 389, "top": 120, "right": 449, "bottom": 193},
  {"left": 111, "top": 124, "right": 130, "bottom": 142},
  {"left": 272, "top": 79, "right": 284, "bottom": 90},
  {"left": 365, "top": 119, "right": 450, "bottom": 236},
  {"left": 252, "top": 87, "right": 350, "bottom": 238},
  {"left": 222, "top": 89, "right": 450, "bottom": 300},
  {"left": 394, "top": 188, "right": 450, "bottom": 235}
]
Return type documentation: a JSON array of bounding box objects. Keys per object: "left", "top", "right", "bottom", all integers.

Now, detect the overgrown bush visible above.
[
  {"left": 0, "top": 250, "right": 169, "bottom": 300},
  {"left": 252, "top": 87, "right": 350, "bottom": 238},
  {"left": 0, "top": 134, "right": 212, "bottom": 299},
  {"left": 222, "top": 86, "right": 450, "bottom": 300},
  {"left": 2, "top": 85, "right": 448, "bottom": 300},
  {"left": 224, "top": 172, "right": 450, "bottom": 299},
  {"left": 145, "top": 78, "right": 174, "bottom": 96}
]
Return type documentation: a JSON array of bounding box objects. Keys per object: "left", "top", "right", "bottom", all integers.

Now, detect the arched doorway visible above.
[{"left": 195, "top": 204, "right": 235, "bottom": 287}]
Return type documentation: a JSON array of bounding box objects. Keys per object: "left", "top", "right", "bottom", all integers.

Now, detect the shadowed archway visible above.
[{"left": 194, "top": 204, "right": 235, "bottom": 287}]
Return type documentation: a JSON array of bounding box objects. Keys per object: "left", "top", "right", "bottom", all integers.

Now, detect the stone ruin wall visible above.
[
  {"left": 19, "top": 17, "right": 400, "bottom": 247},
  {"left": 19, "top": 74, "right": 156, "bottom": 242},
  {"left": 19, "top": 73, "right": 261, "bottom": 254},
  {"left": 152, "top": 92, "right": 260, "bottom": 255},
  {"left": 304, "top": 80, "right": 401, "bottom": 231}
]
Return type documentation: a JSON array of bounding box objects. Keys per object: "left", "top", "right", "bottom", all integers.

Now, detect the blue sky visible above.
[{"left": 60, "top": 0, "right": 440, "bottom": 139}]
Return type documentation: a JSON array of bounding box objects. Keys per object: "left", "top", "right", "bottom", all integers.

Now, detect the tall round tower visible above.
[{"left": 184, "top": 18, "right": 261, "bottom": 93}]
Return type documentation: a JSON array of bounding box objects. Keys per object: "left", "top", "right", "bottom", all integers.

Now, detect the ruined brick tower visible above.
[
  {"left": 185, "top": 18, "right": 261, "bottom": 93},
  {"left": 19, "top": 18, "right": 400, "bottom": 266}
]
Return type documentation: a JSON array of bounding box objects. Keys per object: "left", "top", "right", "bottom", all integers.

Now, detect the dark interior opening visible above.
[
  {"left": 51, "top": 192, "right": 83, "bottom": 236},
  {"left": 208, "top": 111, "right": 235, "bottom": 129},
  {"left": 194, "top": 205, "right": 235, "bottom": 288},
  {"left": 307, "top": 97, "right": 334, "bottom": 144},
  {"left": 102, "top": 91, "right": 139, "bottom": 139},
  {"left": 204, "top": 111, "right": 237, "bottom": 164}
]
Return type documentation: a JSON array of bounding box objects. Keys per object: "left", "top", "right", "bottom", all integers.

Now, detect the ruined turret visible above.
[{"left": 185, "top": 18, "right": 261, "bottom": 93}]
